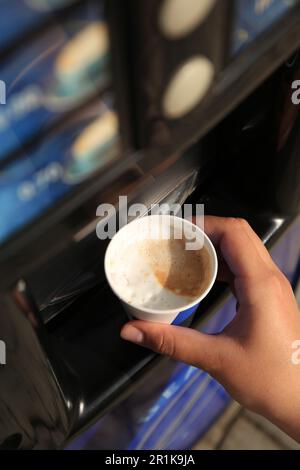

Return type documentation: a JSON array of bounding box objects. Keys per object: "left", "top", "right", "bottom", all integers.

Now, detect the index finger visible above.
[{"left": 201, "top": 216, "right": 275, "bottom": 280}]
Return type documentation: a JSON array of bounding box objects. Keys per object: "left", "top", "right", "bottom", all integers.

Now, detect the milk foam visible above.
[{"left": 106, "top": 238, "right": 210, "bottom": 311}]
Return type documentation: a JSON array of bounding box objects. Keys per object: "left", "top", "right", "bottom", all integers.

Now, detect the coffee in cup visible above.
[{"left": 104, "top": 215, "right": 218, "bottom": 324}]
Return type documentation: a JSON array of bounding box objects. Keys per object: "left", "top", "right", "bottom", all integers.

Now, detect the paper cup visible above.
[{"left": 104, "top": 215, "right": 218, "bottom": 324}]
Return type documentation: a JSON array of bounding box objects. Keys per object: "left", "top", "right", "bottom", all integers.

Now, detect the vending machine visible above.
[{"left": 0, "top": 0, "right": 300, "bottom": 449}]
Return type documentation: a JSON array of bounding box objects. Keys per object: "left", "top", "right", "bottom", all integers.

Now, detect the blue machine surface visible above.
[
  {"left": 0, "top": 0, "right": 77, "bottom": 53},
  {"left": 0, "top": 97, "right": 118, "bottom": 243},
  {"left": 0, "top": 0, "right": 109, "bottom": 163},
  {"left": 232, "top": 0, "right": 299, "bottom": 55}
]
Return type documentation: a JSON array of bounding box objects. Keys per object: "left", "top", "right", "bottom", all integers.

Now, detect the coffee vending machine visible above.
[{"left": 0, "top": 0, "right": 300, "bottom": 449}]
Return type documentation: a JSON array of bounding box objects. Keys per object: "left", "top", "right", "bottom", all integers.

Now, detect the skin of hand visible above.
[{"left": 120, "top": 216, "right": 300, "bottom": 442}]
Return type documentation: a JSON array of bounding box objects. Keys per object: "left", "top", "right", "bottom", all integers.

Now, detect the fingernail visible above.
[{"left": 121, "top": 325, "right": 144, "bottom": 344}]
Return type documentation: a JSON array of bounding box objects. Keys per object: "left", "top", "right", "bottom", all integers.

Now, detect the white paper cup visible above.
[{"left": 104, "top": 215, "right": 218, "bottom": 324}]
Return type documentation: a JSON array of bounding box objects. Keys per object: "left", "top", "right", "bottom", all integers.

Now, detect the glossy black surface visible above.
[
  {"left": 126, "top": 0, "right": 232, "bottom": 149},
  {"left": 213, "top": 51, "right": 300, "bottom": 215},
  {"left": 128, "top": 1, "right": 300, "bottom": 157},
  {"left": 0, "top": 284, "right": 70, "bottom": 449},
  {"left": 1, "top": 18, "right": 300, "bottom": 450}
]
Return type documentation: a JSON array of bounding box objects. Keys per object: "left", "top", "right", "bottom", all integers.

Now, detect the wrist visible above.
[{"left": 258, "top": 369, "right": 300, "bottom": 442}]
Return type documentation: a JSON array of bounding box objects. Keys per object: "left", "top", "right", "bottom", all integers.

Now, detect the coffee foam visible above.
[{"left": 106, "top": 235, "right": 212, "bottom": 311}]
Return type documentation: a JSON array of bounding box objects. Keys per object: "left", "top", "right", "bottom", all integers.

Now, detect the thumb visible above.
[{"left": 120, "top": 320, "right": 224, "bottom": 374}]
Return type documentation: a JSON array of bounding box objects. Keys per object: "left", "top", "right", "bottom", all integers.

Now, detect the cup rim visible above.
[{"left": 104, "top": 215, "right": 218, "bottom": 316}]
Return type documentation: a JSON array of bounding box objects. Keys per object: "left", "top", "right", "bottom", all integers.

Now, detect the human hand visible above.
[{"left": 120, "top": 217, "right": 300, "bottom": 441}]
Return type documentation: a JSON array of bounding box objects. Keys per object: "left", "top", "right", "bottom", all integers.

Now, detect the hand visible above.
[{"left": 121, "top": 216, "right": 300, "bottom": 441}]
